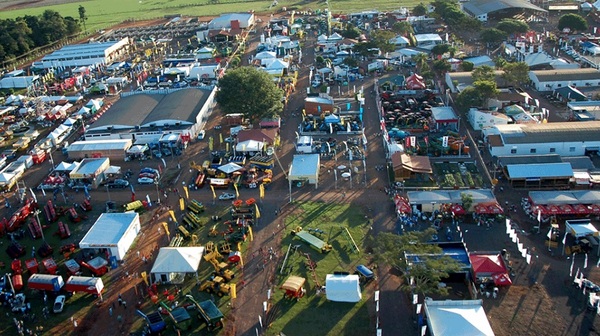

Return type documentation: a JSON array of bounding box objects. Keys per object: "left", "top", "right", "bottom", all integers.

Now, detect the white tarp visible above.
[
  {"left": 151, "top": 247, "right": 205, "bottom": 283},
  {"left": 218, "top": 162, "right": 244, "bottom": 174},
  {"left": 425, "top": 299, "right": 494, "bottom": 336},
  {"left": 236, "top": 140, "right": 264, "bottom": 152},
  {"left": 325, "top": 274, "right": 361, "bottom": 302},
  {"left": 289, "top": 154, "right": 320, "bottom": 185},
  {"left": 79, "top": 213, "right": 140, "bottom": 261},
  {"left": 55, "top": 161, "right": 80, "bottom": 172}
]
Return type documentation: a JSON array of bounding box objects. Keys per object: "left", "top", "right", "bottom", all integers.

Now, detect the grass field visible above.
[
  {"left": 265, "top": 201, "right": 373, "bottom": 336},
  {"left": 0, "top": 0, "right": 421, "bottom": 31}
]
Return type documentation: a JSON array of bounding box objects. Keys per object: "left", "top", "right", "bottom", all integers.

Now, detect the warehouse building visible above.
[
  {"left": 484, "top": 121, "right": 600, "bottom": 157},
  {"left": 85, "top": 87, "right": 216, "bottom": 144},
  {"left": 32, "top": 38, "right": 130, "bottom": 69}
]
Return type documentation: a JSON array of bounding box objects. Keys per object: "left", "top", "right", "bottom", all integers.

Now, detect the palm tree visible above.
[{"left": 412, "top": 53, "right": 428, "bottom": 71}]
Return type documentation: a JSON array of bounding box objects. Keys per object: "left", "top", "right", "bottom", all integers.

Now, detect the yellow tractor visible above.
[
  {"left": 199, "top": 276, "right": 230, "bottom": 297},
  {"left": 204, "top": 251, "right": 234, "bottom": 282}
]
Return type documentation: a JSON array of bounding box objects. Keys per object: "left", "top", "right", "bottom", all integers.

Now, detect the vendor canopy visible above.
[
  {"left": 151, "top": 247, "right": 205, "bottom": 274},
  {"left": 325, "top": 274, "right": 362, "bottom": 302},
  {"left": 217, "top": 162, "right": 243, "bottom": 174},
  {"left": 407, "top": 189, "right": 495, "bottom": 205},
  {"left": 530, "top": 191, "right": 600, "bottom": 205},
  {"left": 566, "top": 219, "right": 599, "bottom": 238}
]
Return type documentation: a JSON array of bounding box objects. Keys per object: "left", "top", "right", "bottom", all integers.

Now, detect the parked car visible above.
[
  {"left": 219, "top": 193, "right": 236, "bottom": 200},
  {"left": 138, "top": 173, "right": 157, "bottom": 179},
  {"left": 106, "top": 179, "right": 129, "bottom": 189},
  {"left": 138, "top": 177, "right": 156, "bottom": 184},
  {"left": 162, "top": 148, "right": 172, "bottom": 156},
  {"left": 53, "top": 295, "right": 66, "bottom": 313},
  {"left": 141, "top": 168, "right": 159, "bottom": 175},
  {"left": 198, "top": 130, "right": 206, "bottom": 140}
]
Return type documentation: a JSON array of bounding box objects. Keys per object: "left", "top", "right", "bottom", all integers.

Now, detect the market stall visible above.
[
  {"left": 69, "top": 158, "right": 111, "bottom": 189},
  {"left": 150, "top": 247, "right": 205, "bottom": 284},
  {"left": 79, "top": 213, "right": 141, "bottom": 261}
]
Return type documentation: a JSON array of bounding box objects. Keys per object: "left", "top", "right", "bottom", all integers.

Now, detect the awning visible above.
[
  {"left": 104, "top": 166, "right": 121, "bottom": 175},
  {"left": 573, "top": 204, "right": 590, "bottom": 214},
  {"left": 394, "top": 196, "right": 412, "bottom": 213},
  {"left": 492, "top": 273, "right": 512, "bottom": 286},
  {"left": 559, "top": 204, "right": 575, "bottom": 215},
  {"left": 474, "top": 202, "right": 503, "bottom": 214},
  {"left": 218, "top": 162, "right": 243, "bottom": 174}
]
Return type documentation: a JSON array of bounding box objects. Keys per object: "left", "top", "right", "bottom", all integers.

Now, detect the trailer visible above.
[
  {"left": 64, "top": 276, "right": 104, "bottom": 295},
  {"left": 184, "top": 295, "right": 224, "bottom": 330},
  {"left": 80, "top": 256, "right": 108, "bottom": 276},
  {"left": 187, "top": 200, "right": 205, "bottom": 214},
  {"left": 291, "top": 226, "right": 332, "bottom": 253},
  {"left": 27, "top": 274, "right": 64, "bottom": 292},
  {"left": 137, "top": 310, "right": 167, "bottom": 334}
]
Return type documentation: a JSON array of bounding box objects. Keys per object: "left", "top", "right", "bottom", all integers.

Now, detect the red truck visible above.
[{"left": 27, "top": 274, "right": 64, "bottom": 292}]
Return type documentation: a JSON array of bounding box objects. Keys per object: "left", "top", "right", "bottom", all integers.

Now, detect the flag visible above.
[
  {"left": 259, "top": 183, "right": 265, "bottom": 199},
  {"left": 442, "top": 136, "right": 449, "bottom": 148},
  {"left": 255, "top": 203, "right": 261, "bottom": 219},
  {"left": 179, "top": 197, "right": 185, "bottom": 211},
  {"left": 585, "top": 253, "right": 589, "bottom": 269},
  {"left": 169, "top": 210, "right": 177, "bottom": 223},
  {"left": 570, "top": 257, "right": 575, "bottom": 276},
  {"left": 537, "top": 209, "right": 541, "bottom": 222},
  {"left": 158, "top": 164, "right": 163, "bottom": 175},
  {"left": 162, "top": 222, "right": 170, "bottom": 236},
  {"left": 183, "top": 186, "right": 189, "bottom": 199},
  {"left": 547, "top": 227, "right": 552, "bottom": 240},
  {"left": 160, "top": 158, "right": 167, "bottom": 169},
  {"left": 424, "top": 136, "right": 429, "bottom": 146},
  {"left": 526, "top": 254, "right": 531, "bottom": 264},
  {"left": 233, "top": 183, "right": 239, "bottom": 198},
  {"left": 562, "top": 233, "right": 567, "bottom": 245},
  {"left": 208, "top": 137, "right": 214, "bottom": 151},
  {"left": 29, "top": 188, "right": 37, "bottom": 203},
  {"left": 41, "top": 188, "right": 46, "bottom": 197},
  {"left": 83, "top": 185, "right": 90, "bottom": 199},
  {"left": 410, "top": 136, "right": 416, "bottom": 148},
  {"left": 146, "top": 194, "right": 152, "bottom": 207},
  {"left": 219, "top": 133, "right": 223, "bottom": 144},
  {"left": 210, "top": 185, "right": 216, "bottom": 199},
  {"left": 248, "top": 226, "right": 253, "bottom": 241},
  {"left": 405, "top": 137, "right": 410, "bottom": 148}
]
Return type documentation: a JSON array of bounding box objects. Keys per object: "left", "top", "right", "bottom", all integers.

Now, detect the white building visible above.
[
  {"left": 79, "top": 212, "right": 141, "bottom": 261},
  {"left": 208, "top": 13, "right": 255, "bottom": 29},
  {"left": 424, "top": 299, "right": 495, "bottom": 336},
  {"left": 468, "top": 108, "right": 511, "bottom": 131},
  {"left": 529, "top": 68, "right": 600, "bottom": 91},
  {"left": 32, "top": 38, "right": 130, "bottom": 69},
  {"left": 413, "top": 34, "right": 443, "bottom": 50},
  {"left": 485, "top": 121, "right": 600, "bottom": 157}
]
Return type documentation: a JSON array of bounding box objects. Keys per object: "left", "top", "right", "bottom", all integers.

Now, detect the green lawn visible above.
[
  {"left": 0, "top": 0, "right": 421, "bottom": 31},
  {"left": 266, "top": 201, "right": 373, "bottom": 336}
]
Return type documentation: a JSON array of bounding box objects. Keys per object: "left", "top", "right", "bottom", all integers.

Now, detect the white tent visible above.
[
  {"left": 0, "top": 172, "right": 15, "bottom": 186},
  {"left": 79, "top": 213, "right": 141, "bottom": 261},
  {"left": 63, "top": 117, "right": 78, "bottom": 126},
  {"left": 325, "top": 274, "right": 362, "bottom": 302},
  {"left": 255, "top": 51, "right": 277, "bottom": 60},
  {"left": 54, "top": 161, "right": 80, "bottom": 172},
  {"left": 127, "top": 145, "right": 149, "bottom": 154},
  {"left": 566, "top": 219, "right": 599, "bottom": 238},
  {"left": 236, "top": 140, "right": 264, "bottom": 153},
  {"left": 289, "top": 154, "right": 320, "bottom": 188},
  {"left": 265, "top": 59, "right": 289, "bottom": 70},
  {"left": 77, "top": 106, "right": 91, "bottom": 116},
  {"left": 424, "top": 299, "right": 494, "bottom": 336},
  {"left": 151, "top": 247, "right": 205, "bottom": 284},
  {"left": 218, "top": 162, "right": 244, "bottom": 174}
]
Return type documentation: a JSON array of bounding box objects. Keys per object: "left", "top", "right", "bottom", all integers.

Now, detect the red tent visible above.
[
  {"left": 394, "top": 196, "right": 412, "bottom": 214},
  {"left": 470, "top": 254, "right": 507, "bottom": 274},
  {"left": 589, "top": 204, "right": 600, "bottom": 214},
  {"left": 573, "top": 204, "right": 590, "bottom": 214},
  {"left": 545, "top": 205, "right": 562, "bottom": 215},
  {"left": 450, "top": 204, "right": 466, "bottom": 216},
  {"left": 487, "top": 203, "right": 504, "bottom": 214},
  {"left": 492, "top": 272, "right": 513, "bottom": 286},
  {"left": 531, "top": 204, "right": 547, "bottom": 215},
  {"left": 559, "top": 204, "right": 575, "bottom": 214},
  {"left": 474, "top": 204, "right": 492, "bottom": 214},
  {"left": 405, "top": 74, "right": 426, "bottom": 90}
]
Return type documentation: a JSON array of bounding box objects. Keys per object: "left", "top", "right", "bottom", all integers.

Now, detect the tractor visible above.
[{"left": 199, "top": 276, "right": 230, "bottom": 297}]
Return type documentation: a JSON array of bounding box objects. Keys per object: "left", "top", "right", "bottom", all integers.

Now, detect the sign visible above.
[{"left": 442, "top": 136, "right": 449, "bottom": 148}]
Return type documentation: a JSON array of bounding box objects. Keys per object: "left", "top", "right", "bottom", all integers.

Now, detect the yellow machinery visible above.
[
  {"left": 204, "top": 251, "right": 234, "bottom": 281},
  {"left": 178, "top": 226, "right": 190, "bottom": 239},
  {"left": 218, "top": 241, "right": 232, "bottom": 254},
  {"left": 199, "top": 276, "right": 230, "bottom": 297},
  {"left": 183, "top": 212, "right": 203, "bottom": 228},
  {"left": 187, "top": 200, "right": 205, "bottom": 214},
  {"left": 208, "top": 225, "right": 219, "bottom": 237}
]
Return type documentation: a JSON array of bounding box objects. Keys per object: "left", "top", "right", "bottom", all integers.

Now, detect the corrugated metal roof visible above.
[
  {"left": 498, "top": 154, "right": 562, "bottom": 166},
  {"left": 498, "top": 121, "right": 600, "bottom": 144},
  {"left": 507, "top": 162, "right": 573, "bottom": 179},
  {"left": 531, "top": 68, "right": 600, "bottom": 82},
  {"left": 463, "top": 0, "right": 546, "bottom": 16}
]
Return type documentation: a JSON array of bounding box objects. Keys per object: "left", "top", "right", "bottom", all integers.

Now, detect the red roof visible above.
[
  {"left": 469, "top": 254, "right": 507, "bottom": 274},
  {"left": 237, "top": 128, "right": 278, "bottom": 144}
]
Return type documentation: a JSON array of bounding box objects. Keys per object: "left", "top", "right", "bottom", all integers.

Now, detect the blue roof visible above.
[
  {"left": 405, "top": 243, "right": 471, "bottom": 269},
  {"left": 507, "top": 162, "right": 573, "bottom": 179}
]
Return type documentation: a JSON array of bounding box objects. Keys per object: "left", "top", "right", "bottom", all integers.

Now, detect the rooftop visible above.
[
  {"left": 495, "top": 121, "right": 600, "bottom": 144},
  {"left": 531, "top": 68, "right": 600, "bottom": 82},
  {"left": 463, "top": 0, "right": 546, "bottom": 16},
  {"left": 90, "top": 88, "right": 212, "bottom": 129}
]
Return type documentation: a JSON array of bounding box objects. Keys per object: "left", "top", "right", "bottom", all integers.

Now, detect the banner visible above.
[
  {"left": 537, "top": 210, "right": 541, "bottom": 222},
  {"left": 259, "top": 183, "right": 265, "bottom": 199},
  {"left": 179, "top": 197, "right": 185, "bottom": 211},
  {"left": 255, "top": 203, "right": 261, "bottom": 219},
  {"left": 162, "top": 222, "right": 170, "bottom": 237},
  {"left": 442, "top": 136, "right": 449, "bottom": 148},
  {"left": 210, "top": 185, "right": 216, "bottom": 199},
  {"left": 169, "top": 210, "right": 177, "bottom": 223},
  {"left": 219, "top": 133, "right": 224, "bottom": 144},
  {"left": 410, "top": 136, "right": 416, "bottom": 148},
  {"left": 183, "top": 186, "right": 189, "bottom": 199},
  {"left": 233, "top": 183, "right": 239, "bottom": 198},
  {"left": 230, "top": 283, "right": 237, "bottom": 299}
]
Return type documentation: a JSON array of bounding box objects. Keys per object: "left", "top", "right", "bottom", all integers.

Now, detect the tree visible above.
[
  {"left": 412, "top": 53, "right": 429, "bottom": 71},
  {"left": 431, "top": 44, "right": 450, "bottom": 57},
  {"left": 558, "top": 14, "right": 588, "bottom": 32},
  {"left": 343, "top": 57, "right": 359, "bottom": 67},
  {"left": 493, "top": 56, "right": 508, "bottom": 69},
  {"left": 315, "top": 55, "right": 325, "bottom": 65},
  {"left": 460, "top": 61, "right": 474, "bottom": 71},
  {"left": 373, "top": 230, "right": 464, "bottom": 296},
  {"left": 496, "top": 18, "right": 528, "bottom": 35},
  {"left": 472, "top": 65, "right": 495, "bottom": 82},
  {"left": 370, "top": 30, "right": 395, "bottom": 53},
  {"left": 460, "top": 193, "right": 474, "bottom": 212},
  {"left": 480, "top": 28, "right": 507, "bottom": 44},
  {"left": 392, "top": 21, "right": 414, "bottom": 36},
  {"left": 78, "top": 5, "right": 87, "bottom": 32},
  {"left": 216, "top": 67, "right": 284, "bottom": 123},
  {"left": 501, "top": 62, "right": 529, "bottom": 87},
  {"left": 455, "top": 87, "right": 483, "bottom": 112},
  {"left": 341, "top": 24, "right": 361, "bottom": 39},
  {"left": 413, "top": 3, "right": 427, "bottom": 16},
  {"left": 432, "top": 59, "right": 451, "bottom": 73},
  {"left": 473, "top": 80, "right": 499, "bottom": 103}
]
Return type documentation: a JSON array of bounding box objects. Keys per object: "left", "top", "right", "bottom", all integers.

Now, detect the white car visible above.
[
  {"left": 198, "top": 130, "right": 206, "bottom": 140},
  {"left": 219, "top": 193, "right": 236, "bottom": 200},
  {"left": 53, "top": 295, "right": 66, "bottom": 313},
  {"left": 138, "top": 177, "right": 156, "bottom": 184}
]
